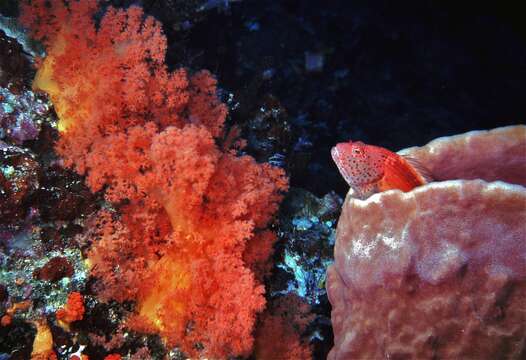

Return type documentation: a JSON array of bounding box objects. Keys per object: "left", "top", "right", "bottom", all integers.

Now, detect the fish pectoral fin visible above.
[{"left": 400, "top": 155, "right": 434, "bottom": 183}]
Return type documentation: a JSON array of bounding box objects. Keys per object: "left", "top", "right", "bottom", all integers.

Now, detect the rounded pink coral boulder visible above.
[{"left": 327, "top": 125, "right": 526, "bottom": 359}]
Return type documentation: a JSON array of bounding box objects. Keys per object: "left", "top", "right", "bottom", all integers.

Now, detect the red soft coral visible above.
[
  {"left": 56, "top": 292, "right": 84, "bottom": 324},
  {"left": 21, "top": 1, "right": 287, "bottom": 357},
  {"left": 103, "top": 355, "right": 121, "bottom": 360}
]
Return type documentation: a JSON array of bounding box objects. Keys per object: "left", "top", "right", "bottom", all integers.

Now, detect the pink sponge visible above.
[{"left": 328, "top": 125, "right": 526, "bottom": 359}]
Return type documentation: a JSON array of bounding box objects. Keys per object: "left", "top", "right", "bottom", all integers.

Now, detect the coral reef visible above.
[
  {"left": 327, "top": 125, "right": 526, "bottom": 359},
  {"left": 30, "top": 319, "right": 55, "bottom": 360},
  {"left": 56, "top": 291, "right": 84, "bottom": 325},
  {"left": 272, "top": 188, "right": 339, "bottom": 306},
  {"left": 0, "top": 87, "right": 49, "bottom": 144},
  {"left": 267, "top": 188, "right": 341, "bottom": 358},
  {"left": 254, "top": 295, "right": 314, "bottom": 360},
  {"left": 0, "top": 26, "right": 37, "bottom": 90},
  {"left": 20, "top": 0, "right": 287, "bottom": 357},
  {"left": 1, "top": 0, "right": 524, "bottom": 357},
  {"left": 33, "top": 256, "right": 74, "bottom": 282},
  {"left": 0, "top": 142, "right": 39, "bottom": 222}
]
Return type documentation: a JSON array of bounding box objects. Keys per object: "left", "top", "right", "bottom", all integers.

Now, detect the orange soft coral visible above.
[
  {"left": 103, "top": 355, "right": 121, "bottom": 360},
  {"left": 20, "top": 1, "right": 287, "bottom": 357},
  {"left": 56, "top": 291, "right": 84, "bottom": 325}
]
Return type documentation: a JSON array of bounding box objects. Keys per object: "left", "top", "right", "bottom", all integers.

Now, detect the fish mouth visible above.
[
  {"left": 330, "top": 146, "right": 339, "bottom": 161},
  {"left": 331, "top": 146, "right": 352, "bottom": 185}
]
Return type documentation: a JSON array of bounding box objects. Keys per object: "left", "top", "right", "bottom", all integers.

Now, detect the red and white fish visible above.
[{"left": 331, "top": 140, "right": 431, "bottom": 199}]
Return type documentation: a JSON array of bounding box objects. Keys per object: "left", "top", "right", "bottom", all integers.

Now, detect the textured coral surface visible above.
[
  {"left": 399, "top": 125, "right": 526, "bottom": 186},
  {"left": 328, "top": 126, "right": 526, "bottom": 359}
]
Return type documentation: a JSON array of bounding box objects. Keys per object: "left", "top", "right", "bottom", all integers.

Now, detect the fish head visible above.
[{"left": 331, "top": 141, "right": 386, "bottom": 187}]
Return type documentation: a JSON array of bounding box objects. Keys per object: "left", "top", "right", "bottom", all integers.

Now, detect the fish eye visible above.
[{"left": 352, "top": 148, "right": 362, "bottom": 155}]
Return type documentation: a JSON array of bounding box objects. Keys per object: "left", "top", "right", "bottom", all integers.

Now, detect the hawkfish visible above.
[{"left": 331, "top": 140, "right": 431, "bottom": 199}]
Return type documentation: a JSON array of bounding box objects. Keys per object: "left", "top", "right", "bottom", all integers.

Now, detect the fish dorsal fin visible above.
[{"left": 401, "top": 155, "right": 434, "bottom": 184}]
